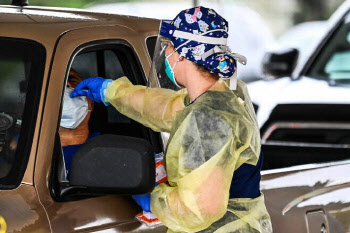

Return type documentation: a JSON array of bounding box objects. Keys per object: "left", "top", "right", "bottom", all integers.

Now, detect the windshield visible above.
[
  {"left": 307, "top": 12, "right": 350, "bottom": 87},
  {"left": 0, "top": 38, "right": 45, "bottom": 187}
]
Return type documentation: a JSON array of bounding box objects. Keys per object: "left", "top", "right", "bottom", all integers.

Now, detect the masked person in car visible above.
[
  {"left": 60, "top": 69, "right": 96, "bottom": 179},
  {"left": 70, "top": 6, "right": 272, "bottom": 233}
]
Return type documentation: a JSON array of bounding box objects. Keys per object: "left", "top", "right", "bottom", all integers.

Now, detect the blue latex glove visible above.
[
  {"left": 132, "top": 194, "right": 151, "bottom": 212},
  {"left": 70, "top": 77, "right": 112, "bottom": 104}
]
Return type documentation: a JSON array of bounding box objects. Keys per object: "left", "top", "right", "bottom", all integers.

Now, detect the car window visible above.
[
  {"left": 51, "top": 42, "right": 161, "bottom": 198},
  {"left": 104, "top": 50, "right": 125, "bottom": 79},
  {"left": 0, "top": 38, "right": 45, "bottom": 188},
  {"left": 146, "top": 36, "right": 157, "bottom": 59},
  {"left": 71, "top": 51, "right": 98, "bottom": 78},
  {"left": 62, "top": 49, "right": 129, "bottom": 180},
  {"left": 307, "top": 12, "right": 350, "bottom": 87}
]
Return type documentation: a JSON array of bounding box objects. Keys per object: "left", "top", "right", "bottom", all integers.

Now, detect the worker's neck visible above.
[{"left": 183, "top": 67, "right": 217, "bottom": 102}]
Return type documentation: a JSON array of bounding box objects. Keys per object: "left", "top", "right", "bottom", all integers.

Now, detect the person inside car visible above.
[{"left": 59, "top": 68, "right": 98, "bottom": 179}]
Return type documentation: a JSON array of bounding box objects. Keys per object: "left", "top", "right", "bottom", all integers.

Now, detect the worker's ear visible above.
[{"left": 179, "top": 56, "right": 185, "bottom": 61}]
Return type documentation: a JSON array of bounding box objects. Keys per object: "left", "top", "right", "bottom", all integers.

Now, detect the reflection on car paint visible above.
[
  {"left": 298, "top": 187, "right": 350, "bottom": 207},
  {"left": 25, "top": 10, "right": 98, "bottom": 20},
  {"left": 282, "top": 183, "right": 349, "bottom": 215},
  {"left": 0, "top": 193, "right": 40, "bottom": 232},
  {"left": 74, "top": 217, "right": 115, "bottom": 231},
  {"left": 261, "top": 163, "right": 350, "bottom": 189}
]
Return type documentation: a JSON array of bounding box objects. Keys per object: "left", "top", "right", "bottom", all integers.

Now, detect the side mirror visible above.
[
  {"left": 69, "top": 134, "right": 155, "bottom": 195},
  {"left": 262, "top": 48, "right": 299, "bottom": 80}
]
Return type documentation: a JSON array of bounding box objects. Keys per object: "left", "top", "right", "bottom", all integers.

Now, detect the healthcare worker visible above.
[{"left": 71, "top": 6, "right": 272, "bottom": 233}]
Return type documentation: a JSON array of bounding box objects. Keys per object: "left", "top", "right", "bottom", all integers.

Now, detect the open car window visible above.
[{"left": 51, "top": 41, "right": 162, "bottom": 201}]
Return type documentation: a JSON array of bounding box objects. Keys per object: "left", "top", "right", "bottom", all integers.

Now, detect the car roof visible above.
[{"left": 0, "top": 5, "right": 160, "bottom": 45}]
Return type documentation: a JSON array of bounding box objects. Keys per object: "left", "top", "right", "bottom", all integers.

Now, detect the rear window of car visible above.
[
  {"left": 0, "top": 38, "right": 45, "bottom": 189},
  {"left": 146, "top": 36, "right": 157, "bottom": 59}
]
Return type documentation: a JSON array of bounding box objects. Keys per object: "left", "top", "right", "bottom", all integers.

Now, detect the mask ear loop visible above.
[{"left": 166, "top": 49, "right": 184, "bottom": 89}]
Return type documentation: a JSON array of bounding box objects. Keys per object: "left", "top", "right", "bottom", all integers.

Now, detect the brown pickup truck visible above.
[{"left": 0, "top": 2, "right": 350, "bottom": 233}]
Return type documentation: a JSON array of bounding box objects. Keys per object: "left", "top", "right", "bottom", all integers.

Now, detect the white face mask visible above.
[{"left": 60, "top": 87, "right": 89, "bottom": 129}]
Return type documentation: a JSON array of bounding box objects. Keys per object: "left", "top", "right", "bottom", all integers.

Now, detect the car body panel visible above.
[
  {"left": 261, "top": 160, "right": 350, "bottom": 232},
  {"left": 0, "top": 184, "right": 51, "bottom": 232},
  {"left": 248, "top": 76, "right": 350, "bottom": 127},
  {"left": 0, "top": 5, "right": 159, "bottom": 51}
]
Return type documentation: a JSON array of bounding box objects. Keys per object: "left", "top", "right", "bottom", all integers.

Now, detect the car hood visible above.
[{"left": 247, "top": 76, "right": 350, "bottom": 127}]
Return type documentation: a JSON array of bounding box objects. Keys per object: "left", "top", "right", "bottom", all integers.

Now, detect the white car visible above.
[
  {"left": 87, "top": 1, "right": 274, "bottom": 82},
  {"left": 248, "top": 0, "right": 350, "bottom": 145},
  {"left": 273, "top": 21, "right": 327, "bottom": 66}
]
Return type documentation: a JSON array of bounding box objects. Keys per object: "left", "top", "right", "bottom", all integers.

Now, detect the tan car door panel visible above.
[{"left": 0, "top": 185, "right": 51, "bottom": 233}]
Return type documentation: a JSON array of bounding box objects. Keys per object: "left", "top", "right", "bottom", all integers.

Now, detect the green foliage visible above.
[
  {"left": 3, "top": 0, "right": 135, "bottom": 8},
  {"left": 29, "top": 0, "right": 96, "bottom": 8}
]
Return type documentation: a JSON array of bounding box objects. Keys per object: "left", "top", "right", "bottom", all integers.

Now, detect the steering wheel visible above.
[{"left": 0, "top": 112, "right": 16, "bottom": 147}]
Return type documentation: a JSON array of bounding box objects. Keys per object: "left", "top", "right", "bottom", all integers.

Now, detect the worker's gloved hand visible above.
[
  {"left": 132, "top": 194, "right": 151, "bottom": 212},
  {"left": 70, "top": 77, "right": 112, "bottom": 104}
]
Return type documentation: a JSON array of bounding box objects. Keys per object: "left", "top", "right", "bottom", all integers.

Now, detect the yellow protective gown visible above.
[{"left": 104, "top": 77, "right": 272, "bottom": 233}]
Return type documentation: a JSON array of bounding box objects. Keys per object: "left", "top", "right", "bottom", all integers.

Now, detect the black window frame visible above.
[
  {"left": 0, "top": 37, "right": 46, "bottom": 190},
  {"left": 50, "top": 39, "right": 163, "bottom": 202}
]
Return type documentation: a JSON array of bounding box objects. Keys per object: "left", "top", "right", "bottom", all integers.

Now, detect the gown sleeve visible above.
[
  {"left": 104, "top": 76, "right": 187, "bottom": 133},
  {"left": 150, "top": 106, "right": 254, "bottom": 232}
]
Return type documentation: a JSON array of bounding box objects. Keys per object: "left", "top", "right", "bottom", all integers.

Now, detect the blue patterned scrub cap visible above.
[{"left": 160, "top": 6, "right": 247, "bottom": 79}]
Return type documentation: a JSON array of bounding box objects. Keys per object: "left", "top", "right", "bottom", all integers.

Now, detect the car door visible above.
[
  {"left": 261, "top": 144, "right": 350, "bottom": 233},
  {"left": 34, "top": 25, "right": 167, "bottom": 233}
]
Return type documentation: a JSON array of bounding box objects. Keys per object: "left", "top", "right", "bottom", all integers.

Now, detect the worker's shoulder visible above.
[
  {"left": 193, "top": 89, "right": 236, "bottom": 112},
  {"left": 191, "top": 89, "right": 253, "bottom": 124},
  {"left": 189, "top": 93, "right": 234, "bottom": 123}
]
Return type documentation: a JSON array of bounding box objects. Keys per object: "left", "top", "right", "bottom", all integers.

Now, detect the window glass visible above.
[
  {"left": 0, "top": 38, "right": 45, "bottom": 183},
  {"left": 104, "top": 50, "right": 125, "bottom": 79},
  {"left": 71, "top": 52, "right": 98, "bottom": 78},
  {"left": 307, "top": 12, "right": 350, "bottom": 87},
  {"left": 104, "top": 50, "right": 130, "bottom": 123},
  {"left": 146, "top": 36, "right": 157, "bottom": 59}
]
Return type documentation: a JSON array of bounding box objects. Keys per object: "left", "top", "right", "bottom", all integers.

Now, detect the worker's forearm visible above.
[{"left": 104, "top": 77, "right": 187, "bottom": 132}]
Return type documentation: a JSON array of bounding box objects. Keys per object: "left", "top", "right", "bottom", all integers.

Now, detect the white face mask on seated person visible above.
[{"left": 60, "top": 87, "right": 90, "bottom": 129}]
